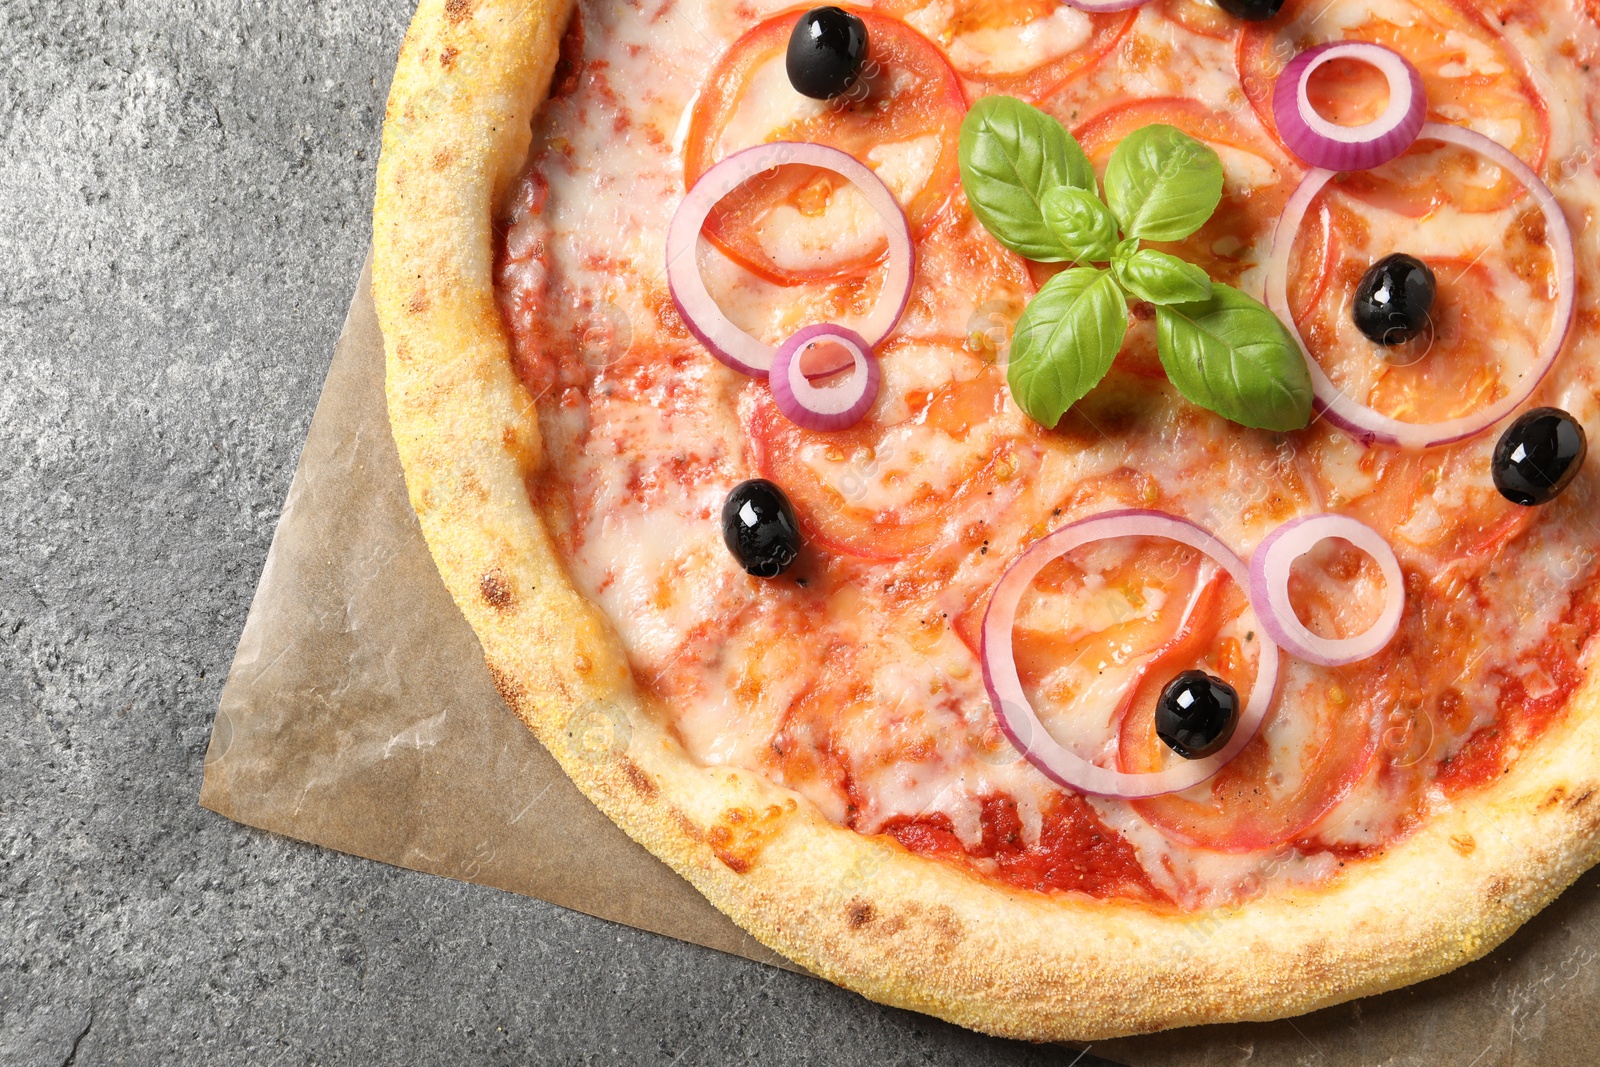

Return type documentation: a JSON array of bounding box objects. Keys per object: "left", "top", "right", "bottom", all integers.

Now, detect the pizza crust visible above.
[{"left": 372, "top": 0, "right": 1600, "bottom": 1039}]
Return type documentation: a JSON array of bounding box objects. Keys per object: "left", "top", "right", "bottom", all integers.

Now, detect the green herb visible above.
[
  {"left": 1043, "top": 187, "right": 1119, "bottom": 264},
  {"left": 1104, "top": 123, "right": 1225, "bottom": 243},
  {"left": 1009, "top": 268, "right": 1129, "bottom": 428},
  {"left": 958, "top": 96, "right": 1096, "bottom": 262},
  {"left": 1113, "top": 245, "right": 1212, "bottom": 306},
  {"left": 956, "top": 97, "right": 1310, "bottom": 432},
  {"left": 1155, "top": 285, "right": 1313, "bottom": 432}
]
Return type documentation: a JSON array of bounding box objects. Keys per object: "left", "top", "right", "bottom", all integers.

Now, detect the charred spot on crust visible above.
[
  {"left": 405, "top": 290, "right": 429, "bottom": 315},
  {"left": 670, "top": 808, "right": 703, "bottom": 843},
  {"left": 845, "top": 900, "right": 874, "bottom": 928},
  {"left": 1450, "top": 833, "right": 1477, "bottom": 856},
  {"left": 930, "top": 906, "right": 961, "bottom": 942},
  {"left": 500, "top": 423, "right": 543, "bottom": 479},
  {"left": 705, "top": 823, "right": 750, "bottom": 873},
  {"left": 705, "top": 805, "right": 786, "bottom": 874},
  {"left": 486, "top": 663, "right": 524, "bottom": 708},
  {"left": 621, "top": 758, "right": 657, "bottom": 799},
  {"left": 479, "top": 570, "right": 515, "bottom": 610},
  {"left": 444, "top": 0, "right": 472, "bottom": 24},
  {"left": 1485, "top": 875, "right": 1513, "bottom": 903},
  {"left": 1567, "top": 787, "right": 1600, "bottom": 838},
  {"left": 459, "top": 470, "right": 490, "bottom": 502},
  {"left": 439, "top": 46, "right": 458, "bottom": 68},
  {"left": 892, "top": 901, "right": 964, "bottom": 955}
]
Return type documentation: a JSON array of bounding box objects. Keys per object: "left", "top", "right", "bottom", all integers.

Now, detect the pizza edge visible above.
[{"left": 370, "top": 0, "right": 1600, "bottom": 1040}]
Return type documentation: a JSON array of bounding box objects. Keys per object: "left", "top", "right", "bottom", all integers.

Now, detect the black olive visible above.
[
  {"left": 786, "top": 7, "right": 869, "bottom": 100},
  {"left": 1353, "top": 253, "right": 1436, "bottom": 346},
  {"left": 722, "top": 479, "right": 802, "bottom": 577},
  {"left": 1214, "top": 0, "right": 1285, "bottom": 20},
  {"left": 1155, "top": 670, "right": 1240, "bottom": 760},
  {"left": 1492, "top": 407, "right": 1587, "bottom": 506}
]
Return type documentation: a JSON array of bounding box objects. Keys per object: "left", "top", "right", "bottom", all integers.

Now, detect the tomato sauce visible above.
[
  {"left": 1439, "top": 591, "right": 1600, "bottom": 792},
  {"left": 882, "top": 795, "right": 1164, "bottom": 900}
]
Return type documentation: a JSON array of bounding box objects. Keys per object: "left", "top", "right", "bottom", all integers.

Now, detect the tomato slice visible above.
[
  {"left": 894, "top": 203, "right": 1037, "bottom": 355},
  {"left": 1106, "top": 569, "right": 1228, "bottom": 729},
  {"left": 1291, "top": 189, "right": 1558, "bottom": 431},
  {"left": 1011, "top": 543, "right": 1209, "bottom": 744},
  {"left": 877, "top": 0, "right": 1135, "bottom": 99},
  {"left": 1237, "top": 0, "right": 1550, "bottom": 215},
  {"left": 748, "top": 344, "right": 1034, "bottom": 560},
  {"left": 1361, "top": 265, "right": 1522, "bottom": 424},
  {"left": 684, "top": 10, "right": 965, "bottom": 286},
  {"left": 962, "top": 535, "right": 1247, "bottom": 779},
  {"left": 1074, "top": 98, "right": 1329, "bottom": 294},
  {"left": 1118, "top": 578, "right": 1379, "bottom": 853},
  {"left": 946, "top": 466, "right": 1171, "bottom": 652},
  {"left": 1329, "top": 441, "right": 1534, "bottom": 570}
]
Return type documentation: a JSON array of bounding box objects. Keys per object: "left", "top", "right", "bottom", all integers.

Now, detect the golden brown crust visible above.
[{"left": 372, "top": 0, "right": 1600, "bottom": 1039}]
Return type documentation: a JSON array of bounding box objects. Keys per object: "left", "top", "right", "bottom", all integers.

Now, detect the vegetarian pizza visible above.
[{"left": 373, "top": 0, "right": 1600, "bottom": 1039}]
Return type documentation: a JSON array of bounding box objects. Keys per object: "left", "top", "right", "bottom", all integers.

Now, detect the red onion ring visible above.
[
  {"left": 1266, "top": 123, "right": 1576, "bottom": 450},
  {"left": 1248, "top": 514, "right": 1403, "bottom": 667},
  {"left": 1064, "top": 0, "right": 1149, "bottom": 11},
  {"left": 769, "top": 325, "right": 880, "bottom": 431},
  {"left": 665, "top": 142, "right": 915, "bottom": 377},
  {"left": 1273, "top": 42, "right": 1426, "bottom": 172},
  {"left": 980, "top": 509, "right": 1280, "bottom": 799}
]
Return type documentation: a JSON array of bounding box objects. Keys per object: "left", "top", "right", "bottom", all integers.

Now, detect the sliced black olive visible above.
[
  {"left": 1214, "top": 0, "right": 1286, "bottom": 20},
  {"left": 1492, "top": 407, "right": 1587, "bottom": 506},
  {"left": 1353, "top": 253, "right": 1436, "bottom": 347},
  {"left": 1155, "top": 670, "right": 1240, "bottom": 760},
  {"left": 722, "top": 479, "right": 802, "bottom": 577},
  {"left": 786, "top": 7, "right": 869, "bottom": 100}
]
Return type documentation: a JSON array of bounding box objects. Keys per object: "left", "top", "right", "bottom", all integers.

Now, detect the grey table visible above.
[{"left": 0, "top": 0, "right": 1094, "bottom": 1061}]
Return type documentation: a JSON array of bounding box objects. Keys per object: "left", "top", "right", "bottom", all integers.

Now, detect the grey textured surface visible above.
[
  {"left": 0, "top": 0, "right": 1088, "bottom": 1062},
  {"left": 13, "top": 0, "right": 1600, "bottom": 1062}
]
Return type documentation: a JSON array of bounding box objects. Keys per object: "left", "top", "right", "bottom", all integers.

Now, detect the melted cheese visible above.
[
  {"left": 497, "top": 0, "right": 1600, "bottom": 908},
  {"left": 944, "top": 6, "right": 1094, "bottom": 76}
]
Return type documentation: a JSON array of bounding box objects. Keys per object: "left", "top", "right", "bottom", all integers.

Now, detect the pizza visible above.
[{"left": 372, "top": 0, "right": 1600, "bottom": 1039}]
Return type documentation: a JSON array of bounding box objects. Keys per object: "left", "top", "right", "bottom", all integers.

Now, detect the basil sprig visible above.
[{"left": 957, "top": 96, "right": 1312, "bottom": 432}]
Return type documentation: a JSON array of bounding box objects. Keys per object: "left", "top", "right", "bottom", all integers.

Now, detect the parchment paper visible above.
[
  {"left": 199, "top": 254, "right": 793, "bottom": 972},
  {"left": 201, "top": 257, "right": 1600, "bottom": 1065}
]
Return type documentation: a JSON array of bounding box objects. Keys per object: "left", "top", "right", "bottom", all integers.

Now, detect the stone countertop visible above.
[{"left": 0, "top": 0, "right": 1090, "bottom": 1061}]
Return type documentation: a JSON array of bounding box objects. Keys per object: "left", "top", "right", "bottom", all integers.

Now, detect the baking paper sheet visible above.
[{"left": 200, "top": 257, "right": 1600, "bottom": 1065}]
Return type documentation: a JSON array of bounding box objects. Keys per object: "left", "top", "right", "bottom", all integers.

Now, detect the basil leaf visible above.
[
  {"left": 1042, "top": 187, "right": 1119, "bottom": 263},
  {"left": 1008, "top": 268, "right": 1129, "bottom": 428},
  {"left": 1104, "top": 124, "right": 1225, "bottom": 243},
  {"left": 960, "top": 96, "right": 1097, "bottom": 262},
  {"left": 1113, "top": 246, "right": 1213, "bottom": 306},
  {"left": 1155, "top": 284, "right": 1313, "bottom": 432}
]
